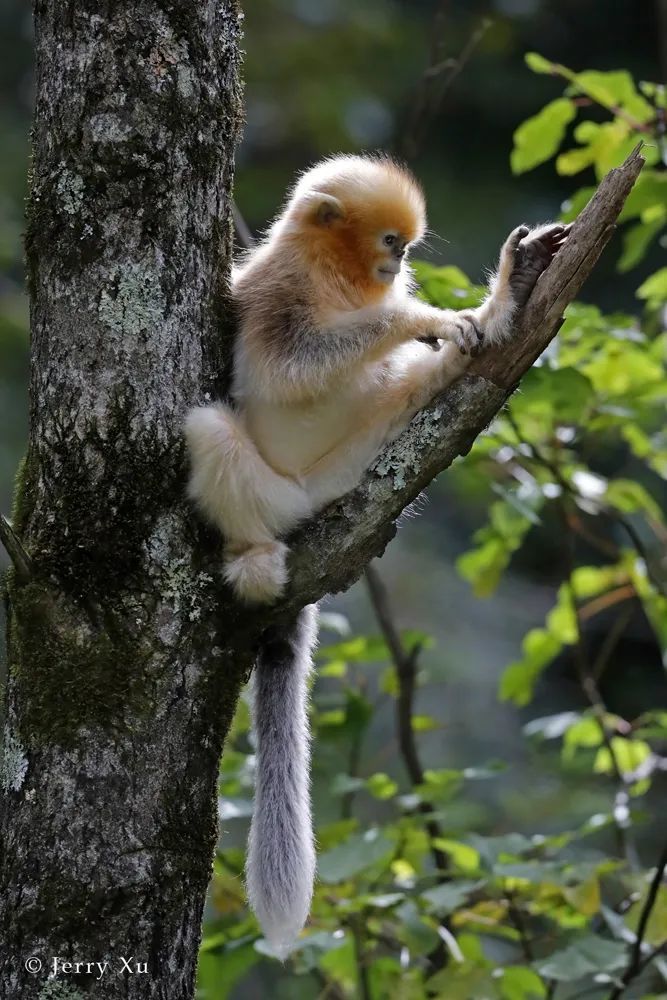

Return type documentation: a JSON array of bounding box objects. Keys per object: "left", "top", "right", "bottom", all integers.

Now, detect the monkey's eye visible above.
[{"left": 383, "top": 234, "right": 397, "bottom": 247}]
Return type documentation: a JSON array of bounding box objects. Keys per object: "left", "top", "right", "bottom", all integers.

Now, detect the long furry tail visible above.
[{"left": 246, "top": 605, "right": 318, "bottom": 959}]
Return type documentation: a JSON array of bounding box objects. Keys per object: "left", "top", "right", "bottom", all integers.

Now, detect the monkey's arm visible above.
[
  {"left": 474, "top": 223, "right": 570, "bottom": 343},
  {"left": 303, "top": 224, "right": 571, "bottom": 505},
  {"left": 257, "top": 300, "right": 482, "bottom": 403}
]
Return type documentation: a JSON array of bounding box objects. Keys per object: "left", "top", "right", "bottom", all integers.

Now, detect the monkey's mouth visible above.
[{"left": 377, "top": 261, "right": 401, "bottom": 282}]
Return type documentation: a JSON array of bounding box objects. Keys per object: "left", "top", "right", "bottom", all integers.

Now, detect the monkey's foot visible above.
[
  {"left": 509, "top": 222, "right": 571, "bottom": 308},
  {"left": 453, "top": 311, "right": 485, "bottom": 357}
]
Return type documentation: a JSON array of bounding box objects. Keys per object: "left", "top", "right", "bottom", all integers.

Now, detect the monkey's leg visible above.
[
  {"left": 302, "top": 347, "right": 464, "bottom": 508},
  {"left": 185, "top": 405, "right": 312, "bottom": 602}
]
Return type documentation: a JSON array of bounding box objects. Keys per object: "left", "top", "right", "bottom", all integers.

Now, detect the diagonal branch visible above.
[
  {"left": 276, "top": 146, "right": 644, "bottom": 618},
  {"left": 0, "top": 515, "right": 32, "bottom": 585}
]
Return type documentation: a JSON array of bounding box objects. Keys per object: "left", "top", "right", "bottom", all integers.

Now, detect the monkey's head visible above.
[{"left": 285, "top": 155, "right": 427, "bottom": 305}]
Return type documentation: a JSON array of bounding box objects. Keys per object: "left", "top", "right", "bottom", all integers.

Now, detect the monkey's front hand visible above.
[{"left": 507, "top": 222, "right": 571, "bottom": 309}]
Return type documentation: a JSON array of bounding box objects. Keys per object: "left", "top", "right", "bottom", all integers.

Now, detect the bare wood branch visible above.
[
  {"left": 279, "top": 145, "right": 644, "bottom": 619},
  {"left": 0, "top": 515, "right": 32, "bottom": 585}
]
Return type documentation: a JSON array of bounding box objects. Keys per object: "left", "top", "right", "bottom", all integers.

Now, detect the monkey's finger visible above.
[
  {"left": 523, "top": 222, "right": 573, "bottom": 256},
  {"left": 507, "top": 225, "right": 531, "bottom": 256},
  {"left": 417, "top": 335, "right": 443, "bottom": 351}
]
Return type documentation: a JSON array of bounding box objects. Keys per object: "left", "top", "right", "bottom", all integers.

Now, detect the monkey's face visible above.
[
  {"left": 300, "top": 182, "right": 425, "bottom": 304},
  {"left": 374, "top": 231, "right": 410, "bottom": 284},
  {"left": 332, "top": 208, "right": 421, "bottom": 301}
]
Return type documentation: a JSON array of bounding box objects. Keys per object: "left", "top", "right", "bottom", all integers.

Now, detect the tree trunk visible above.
[
  {"left": 0, "top": 1, "right": 643, "bottom": 995},
  {"left": 0, "top": 2, "right": 245, "bottom": 997}
]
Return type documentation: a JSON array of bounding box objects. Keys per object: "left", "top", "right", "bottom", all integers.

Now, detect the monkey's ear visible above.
[{"left": 302, "top": 191, "right": 345, "bottom": 226}]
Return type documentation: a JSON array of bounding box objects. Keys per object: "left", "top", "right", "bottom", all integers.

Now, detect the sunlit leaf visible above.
[
  {"left": 511, "top": 98, "right": 576, "bottom": 174},
  {"left": 366, "top": 772, "right": 399, "bottom": 799},
  {"left": 638, "top": 268, "right": 667, "bottom": 308},
  {"left": 499, "top": 965, "right": 547, "bottom": 1000},
  {"left": 432, "top": 839, "right": 481, "bottom": 872}
]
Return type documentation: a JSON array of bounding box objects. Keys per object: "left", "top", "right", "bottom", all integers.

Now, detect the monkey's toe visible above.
[{"left": 455, "top": 313, "right": 484, "bottom": 356}]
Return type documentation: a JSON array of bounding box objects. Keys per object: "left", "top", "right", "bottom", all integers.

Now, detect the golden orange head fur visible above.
[{"left": 282, "top": 155, "right": 427, "bottom": 306}]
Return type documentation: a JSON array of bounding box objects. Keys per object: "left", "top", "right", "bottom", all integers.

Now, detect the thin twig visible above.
[
  {"left": 607, "top": 842, "right": 667, "bottom": 999},
  {"left": 401, "top": 14, "right": 492, "bottom": 159},
  {"left": 591, "top": 604, "right": 634, "bottom": 682},
  {"left": 364, "top": 565, "right": 451, "bottom": 975},
  {"left": 560, "top": 500, "right": 640, "bottom": 870},
  {"left": 364, "top": 563, "right": 449, "bottom": 874},
  {"left": 602, "top": 508, "right": 667, "bottom": 598},
  {"left": 231, "top": 198, "right": 255, "bottom": 249},
  {"left": 506, "top": 892, "right": 535, "bottom": 962},
  {"left": 0, "top": 515, "right": 32, "bottom": 584},
  {"left": 349, "top": 915, "right": 372, "bottom": 1000}
]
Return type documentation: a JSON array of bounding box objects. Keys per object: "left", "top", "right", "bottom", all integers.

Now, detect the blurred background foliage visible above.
[{"left": 2, "top": 1, "right": 667, "bottom": 998}]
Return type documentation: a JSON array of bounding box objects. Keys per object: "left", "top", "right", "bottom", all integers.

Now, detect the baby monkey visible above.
[
  {"left": 187, "top": 156, "right": 567, "bottom": 604},
  {"left": 186, "top": 155, "right": 569, "bottom": 956}
]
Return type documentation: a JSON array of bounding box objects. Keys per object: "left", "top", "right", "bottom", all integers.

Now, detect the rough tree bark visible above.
[
  {"left": 0, "top": 2, "right": 245, "bottom": 998},
  {"left": 0, "top": 1, "right": 642, "bottom": 996}
]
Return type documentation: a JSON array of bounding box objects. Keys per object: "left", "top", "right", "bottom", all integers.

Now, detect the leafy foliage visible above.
[{"left": 198, "top": 60, "right": 667, "bottom": 999}]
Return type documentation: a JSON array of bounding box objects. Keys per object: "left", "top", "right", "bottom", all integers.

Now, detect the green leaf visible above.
[
  {"left": 604, "top": 479, "right": 664, "bottom": 522},
  {"left": 560, "top": 185, "right": 596, "bottom": 222},
  {"left": 318, "top": 635, "right": 389, "bottom": 663},
  {"left": 500, "top": 628, "right": 561, "bottom": 707},
  {"left": 563, "top": 716, "right": 604, "bottom": 760},
  {"left": 318, "top": 828, "right": 394, "bottom": 883},
  {"left": 427, "top": 965, "right": 499, "bottom": 999},
  {"left": 500, "top": 582, "right": 579, "bottom": 706},
  {"left": 500, "top": 966, "right": 547, "bottom": 1000},
  {"left": 318, "top": 938, "right": 357, "bottom": 990},
  {"left": 638, "top": 268, "right": 667, "bottom": 308},
  {"left": 365, "top": 772, "right": 399, "bottom": 799},
  {"left": 421, "top": 879, "right": 482, "bottom": 916},
  {"left": 594, "top": 737, "right": 651, "bottom": 776},
  {"left": 457, "top": 497, "right": 539, "bottom": 597},
  {"left": 569, "top": 69, "right": 653, "bottom": 121},
  {"left": 412, "top": 261, "right": 485, "bottom": 310},
  {"left": 618, "top": 217, "right": 666, "bottom": 273},
  {"left": 412, "top": 714, "right": 439, "bottom": 732},
  {"left": 196, "top": 941, "right": 259, "bottom": 997},
  {"left": 511, "top": 366, "right": 594, "bottom": 426},
  {"left": 432, "top": 838, "right": 481, "bottom": 872},
  {"left": 535, "top": 935, "right": 627, "bottom": 982},
  {"left": 626, "top": 885, "right": 667, "bottom": 946},
  {"left": 511, "top": 98, "right": 576, "bottom": 174},
  {"left": 557, "top": 120, "right": 636, "bottom": 180},
  {"left": 619, "top": 170, "right": 667, "bottom": 222},
  {"left": 331, "top": 773, "right": 365, "bottom": 796},
  {"left": 395, "top": 899, "right": 441, "bottom": 955},
  {"left": 525, "top": 52, "right": 555, "bottom": 75},
  {"left": 316, "top": 818, "right": 358, "bottom": 851}
]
